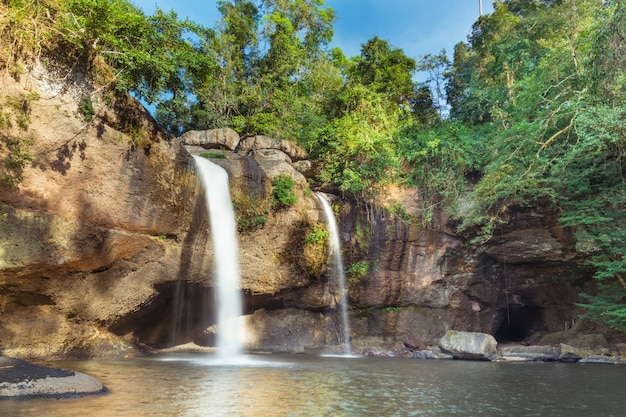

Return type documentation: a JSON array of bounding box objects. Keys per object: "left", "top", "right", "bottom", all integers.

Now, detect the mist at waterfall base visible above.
[
  {"left": 317, "top": 193, "right": 353, "bottom": 356},
  {"left": 191, "top": 155, "right": 244, "bottom": 360}
]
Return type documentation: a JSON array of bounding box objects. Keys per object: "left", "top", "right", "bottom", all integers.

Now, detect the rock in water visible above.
[
  {"left": 0, "top": 357, "right": 106, "bottom": 398},
  {"left": 439, "top": 330, "right": 498, "bottom": 361}
]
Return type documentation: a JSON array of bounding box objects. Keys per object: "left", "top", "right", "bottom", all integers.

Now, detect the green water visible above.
[{"left": 2, "top": 354, "right": 626, "bottom": 416}]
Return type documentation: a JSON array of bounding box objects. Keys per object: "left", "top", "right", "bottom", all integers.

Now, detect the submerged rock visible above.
[
  {"left": 412, "top": 350, "right": 454, "bottom": 360},
  {"left": 439, "top": 330, "right": 498, "bottom": 361}
]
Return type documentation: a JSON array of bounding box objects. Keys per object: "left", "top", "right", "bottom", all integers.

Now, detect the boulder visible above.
[
  {"left": 439, "top": 330, "right": 498, "bottom": 361},
  {"left": 251, "top": 149, "right": 307, "bottom": 183},
  {"left": 179, "top": 128, "right": 241, "bottom": 151},
  {"left": 403, "top": 336, "right": 426, "bottom": 351},
  {"left": 238, "top": 135, "right": 308, "bottom": 161},
  {"left": 0, "top": 357, "right": 106, "bottom": 398},
  {"left": 292, "top": 160, "right": 314, "bottom": 177}
]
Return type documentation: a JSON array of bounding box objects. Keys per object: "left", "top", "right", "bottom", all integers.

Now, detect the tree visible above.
[
  {"left": 417, "top": 50, "right": 449, "bottom": 119},
  {"left": 173, "top": 0, "right": 336, "bottom": 141},
  {"left": 349, "top": 36, "right": 417, "bottom": 107},
  {"left": 58, "top": 0, "right": 213, "bottom": 105}
]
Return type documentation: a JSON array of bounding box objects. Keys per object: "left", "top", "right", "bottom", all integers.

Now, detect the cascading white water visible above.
[
  {"left": 193, "top": 155, "right": 244, "bottom": 359},
  {"left": 316, "top": 193, "right": 352, "bottom": 354}
]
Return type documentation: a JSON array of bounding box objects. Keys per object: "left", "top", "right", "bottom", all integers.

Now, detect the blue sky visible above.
[{"left": 130, "top": 0, "right": 495, "bottom": 80}]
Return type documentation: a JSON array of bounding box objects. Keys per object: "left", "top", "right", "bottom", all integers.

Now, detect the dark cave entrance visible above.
[
  {"left": 494, "top": 306, "right": 545, "bottom": 343},
  {"left": 109, "top": 281, "right": 219, "bottom": 349}
]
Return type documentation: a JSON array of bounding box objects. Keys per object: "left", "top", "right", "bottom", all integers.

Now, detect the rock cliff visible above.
[{"left": 0, "top": 60, "right": 621, "bottom": 360}]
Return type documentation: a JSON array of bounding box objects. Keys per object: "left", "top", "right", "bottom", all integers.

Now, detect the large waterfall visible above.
[
  {"left": 317, "top": 193, "right": 352, "bottom": 354},
  {"left": 193, "top": 155, "right": 244, "bottom": 359}
]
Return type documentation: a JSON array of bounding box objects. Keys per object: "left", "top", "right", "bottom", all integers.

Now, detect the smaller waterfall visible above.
[
  {"left": 317, "top": 193, "right": 352, "bottom": 354},
  {"left": 193, "top": 155, "right": 244, "bottom": 359}
]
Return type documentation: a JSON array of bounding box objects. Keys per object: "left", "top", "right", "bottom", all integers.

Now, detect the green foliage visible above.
[
  {"left": 79, "top": 95, "right": 95, "bottom": 121},
  {"left": 442, "top": 0, "right": 626, "bottom": 330},
  {"left": 347, "top": 260, "right": 368, "bottom": 284},
  {"left": 300, "top": 221, "right": 330, "bottom": 280},
  {"left": 350, "top": 36, "right": 417, "bottom": 106},
  {"left": 199, "top": 151, "right": 227, "bottom": 159},
  {"left": 56, "top": 0, "right": 214, "bottom": 107},
  {"left": 0, "top": 93, "right": 37, "bottom": 189},
  {"left": 1, "top": 135, "right": 33, "bottom": 188},
  {"left": 232, "top": 193, "right": 269, "bottom": 233},
  {"left": 169, "top": 0, "right": 337, "bottom": 140},
  {"left": 312, "top": 84, "right": 404, "bottom": 200},
  {"left": 0, "top": 0, "right": 57, "bottom": 74},
  {"left": 270, "top": 174, "right": 297, "bottom": 208},
  {"left": 305, "top": 224, "right": 329, "bottom": 245}
]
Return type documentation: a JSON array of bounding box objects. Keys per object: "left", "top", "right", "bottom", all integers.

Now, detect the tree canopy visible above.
[{"left": 437, "top": 0, "right": 626, "bottom": 330}]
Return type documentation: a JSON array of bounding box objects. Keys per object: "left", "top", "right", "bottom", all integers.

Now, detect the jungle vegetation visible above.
[{"left": 1, "top": 0, "right": 625, "bottom": 331}]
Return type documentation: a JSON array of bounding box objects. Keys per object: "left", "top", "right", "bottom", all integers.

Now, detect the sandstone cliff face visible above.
[
  {"left": 339, "top": 194, "right": 594, "bottom": 348},
  {"left": 0, "top": 61, "right": 617, "bottom": 360},
  {"left": 0, "top": 62, "right": 335, "bottom": 358},
  {"left": 0, "top": 62, "right": 200, "bottom": 358}
]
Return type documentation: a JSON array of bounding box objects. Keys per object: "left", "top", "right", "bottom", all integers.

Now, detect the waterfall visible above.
[
  {"left": 193, "top": 155, "right": 244, "bottom": 359},
  {"left": 316, "top": 193, "right": 352, "bottom": 354}
]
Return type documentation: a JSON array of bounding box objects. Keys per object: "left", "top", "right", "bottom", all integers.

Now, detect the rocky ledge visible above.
[
  {"left": 406, "top": 331, "right": 626, "bottom": 365},
  {"left": 0, "top": 357, "right": 107, "bottom": 399}
]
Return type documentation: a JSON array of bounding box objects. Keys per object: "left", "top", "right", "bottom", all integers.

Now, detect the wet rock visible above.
[
  {"left": 385, "top": 346, "right": 412, "bottom": 358},
  {"left": 578, "top": 356, "right": 625, "bottom": 365},
  {"left": 403, "top": 336, "right": 426, "bottom": 351},
  {"left": 616, "top": 343, "right": 626, "bottom": 357},
  {"left": 559, "top": 352, "right": 582, "bottom": 363},
  {"left": 439, "top": 330, "right": 498, "bottom": 361},
  {"left": 413, "top": 350, "right": 454, "bottom": 360},
  {"left": 0, "top": 357, "right": 106, "bottom": 398},
  {"left": 498, "top": 345, "right": 560, "bottom": 362},
  {"left": 361, "top": 348, "right": 387, "bottom": 357}
]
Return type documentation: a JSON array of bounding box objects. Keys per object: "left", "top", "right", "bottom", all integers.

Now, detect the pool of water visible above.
[{"left": 2, "top": 353, "right": 626, "bottom": 416}]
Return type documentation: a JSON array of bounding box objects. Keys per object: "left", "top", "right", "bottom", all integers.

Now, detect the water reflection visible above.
[{"left": 2, "top": 354, "right": 626, "bottom": 416}]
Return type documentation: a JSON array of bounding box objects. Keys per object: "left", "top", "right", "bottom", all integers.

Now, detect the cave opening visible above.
[
  {"left": 109, "top": 281, "right": 218, "bottom": 349},
  {"left": 495, "top": 306, "right": 545, "bottom": 343}
]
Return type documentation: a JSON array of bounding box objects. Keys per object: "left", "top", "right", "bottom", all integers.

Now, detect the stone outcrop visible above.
[
  {"left": 237, "top": 135, "right": 308, "bottom": 162},
  {"left": 178, "top": 130, "right": 309, "bottom": 163},
  {"left": 439, "top": 330, "right": 498, "bottom": 360},
  {"left": 0, "top": 61, "right": 203, "bottom": 359},
  {"left": 178, "top": 128, "right": 240, "bottom": 151}
]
